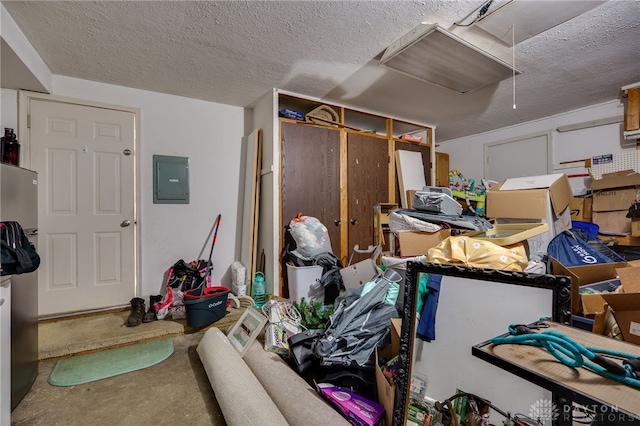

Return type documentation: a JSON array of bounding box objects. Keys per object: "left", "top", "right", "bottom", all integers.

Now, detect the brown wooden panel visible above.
[
  {"left": 435, "top": 152, "right": 449, "bottom": 188},
  {"left": 394, "top": 142, "right": 431, "bottom": 203},
  {"left": 625, "top": 87, "right": 640, "bottom": 131},
  {"left": 347, "top": 133, "right": 389, "bottom": 264},
  {"left": 280, "top": 122, "right": 341, "bottom": 254}
]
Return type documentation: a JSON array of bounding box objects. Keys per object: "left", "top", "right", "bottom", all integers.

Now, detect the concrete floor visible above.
[{"left": 11, "top": 331, "right": 226, "bottom": 426}]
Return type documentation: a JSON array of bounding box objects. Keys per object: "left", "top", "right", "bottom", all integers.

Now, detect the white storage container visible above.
[{"left": 286, "top": 264, "right": 324, "bottom": 303}]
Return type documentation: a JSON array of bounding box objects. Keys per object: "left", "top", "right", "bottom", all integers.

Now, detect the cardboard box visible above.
[
  {"left": 615, "top": 266, "right": 640, "bottom": 294},
  {"left": 396, "top": 229, "right": 451, "bottom": 257},
  {"left": 591, "top": 169, "right": 640, "bottom": 193},
  {"left": 601, "top": 293, "right": 640, "bottom": 345},
  {"left": 592, "top": 210, "right": 631, "bottom": 234},
  {"left": 592, "top": 187, "right": 640, "bottom": 212},
  {"left": 632, "top": 217, "right": 640, "bottom": 237},
  {"left": 579, "top": 278, "right": 621, "bottom": 316},
  {"left": 591, "top": 170, "right": 640, "bottom": 234},
  {"left": 570, "top": 197, "right": 592, "bottom": 221},
  {"left": 486, "top": 173, "right": 572, "bottom": 253},
  {"left": 376, "top": 318, "right": 401, "bottom": 426},
  {"left": 551, "top": 258, "right": 628, "bottom": 314},
  {"left": 600, "top": 267, "right": 640, "bottom": 345},
  {"left": 406, "top": 190, "right": 418, "bottom": 209}
]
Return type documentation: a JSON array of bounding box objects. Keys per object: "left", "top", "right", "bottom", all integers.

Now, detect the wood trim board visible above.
[{"left": 240, "top": 129, "right": 262, "bottom": 294}]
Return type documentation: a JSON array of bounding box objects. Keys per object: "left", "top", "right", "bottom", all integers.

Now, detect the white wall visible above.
[
  {"left": 1, "top": 4, "right": 53, "bottom": 93},
  {"left": 438, "top": 100, "right": 629, "bottom": 192},
  {"left": 0, "top": 89, "right": 18, "bottom": 131},
  {"left": 45, "top": 76, "right": 247, "bottom": 298}
]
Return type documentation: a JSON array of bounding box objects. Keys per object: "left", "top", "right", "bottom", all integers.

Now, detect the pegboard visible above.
[{"left": 589, "top": 150, "right": 640, "bottom": 179}]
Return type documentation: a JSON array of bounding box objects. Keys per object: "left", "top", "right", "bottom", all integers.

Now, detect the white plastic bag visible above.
[
  {"left": 155, "top": 287, "right": 186, "bottom": 320},
  {"left": 230, "top": 261, "right": 247, "bottom": 296},
  {"left": 289, "top": 215, "right": 332, "bottom": 259}
]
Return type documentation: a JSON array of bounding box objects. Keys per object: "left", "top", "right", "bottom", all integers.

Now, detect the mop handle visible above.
[{"left": 207, "top": 214, "right": 222, "bottom": 263}]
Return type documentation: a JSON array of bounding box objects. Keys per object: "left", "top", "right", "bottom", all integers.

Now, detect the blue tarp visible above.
[{"left": 548, "top": 230, "right": 625, "bottom": 267}]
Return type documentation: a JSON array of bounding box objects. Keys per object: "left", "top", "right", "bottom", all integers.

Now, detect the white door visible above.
[
  {"left": 484, "top": 133, "right": 550, "bottom": 182},
  {"left": 29, "top": 99, "right": 136, "bottom": 316}
]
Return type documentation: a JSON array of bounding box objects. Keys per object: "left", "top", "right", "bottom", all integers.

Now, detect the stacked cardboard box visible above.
[
  {"left": 591, "top": 170, "right": 640, "bottom": 234},
  {"left": 600, "top": 266, "right": 640, "bottom": 345},
  {"left": 486, "top": 173, "right": 572, "bottom": 254},
  {"left": 569, "top": 196, "right": 592, "bottom": 222},
  {"left": 393, "top": 229, "right": 451, "bottom": 257}
]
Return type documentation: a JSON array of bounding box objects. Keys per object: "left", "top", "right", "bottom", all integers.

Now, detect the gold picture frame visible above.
[{"left": 226, "top": 307, "right": 268, "bottom": 357}]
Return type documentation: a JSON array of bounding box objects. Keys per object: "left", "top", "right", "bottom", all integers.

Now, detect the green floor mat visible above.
[{"left": 48, "top": 338, "right": 174, "bottom": 386}]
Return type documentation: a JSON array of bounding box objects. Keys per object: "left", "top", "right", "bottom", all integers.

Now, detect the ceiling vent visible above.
[{"left": 379, "top": 23, "right": 520, "bottom": 93}]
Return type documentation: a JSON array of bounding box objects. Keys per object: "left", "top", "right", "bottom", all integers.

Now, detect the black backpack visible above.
[{"left": 1, "top": 221, "right": 40, "bottom": 276}]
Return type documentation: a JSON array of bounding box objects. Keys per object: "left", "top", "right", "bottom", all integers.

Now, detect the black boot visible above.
[
  {"left": 143, "top": 295, "right": 162, "bottom": 323},
  {"left": 126, "top": 297, "right": 145, "bottom": 327}
]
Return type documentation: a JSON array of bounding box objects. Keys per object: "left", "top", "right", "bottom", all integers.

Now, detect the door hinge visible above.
[{"left": 27, "top": 115, "right": 31, "bottom": 128}]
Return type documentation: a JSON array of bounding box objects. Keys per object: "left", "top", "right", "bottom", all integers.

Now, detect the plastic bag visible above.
[
  {"left": 155, "top": 287, "right": 185, "bottom": 320},
  {"left": 289, "top": 214, "right": 332, "bottom": 259},
  {"left": 230, "top": 261, "right": 247, "bottom": 296},
  {"left": 547, "top": 230, "right": 625, "bottom": 267},
  {"left": 154, "top": 259, "right": 205, "bottom": 320},
  {"left": 427, "top": 236, "right": 528, "bottom": 272}
]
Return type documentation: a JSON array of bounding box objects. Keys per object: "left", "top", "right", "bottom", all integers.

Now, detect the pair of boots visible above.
[{"left": 126, "top": 295, "right": 162, "bottom": 327}]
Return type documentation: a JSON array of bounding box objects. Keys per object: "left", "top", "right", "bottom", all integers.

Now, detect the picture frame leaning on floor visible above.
[{"left": 227, "top": 307, "right": 268, "bottom": 357}]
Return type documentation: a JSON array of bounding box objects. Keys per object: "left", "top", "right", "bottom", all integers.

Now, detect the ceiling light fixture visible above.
[
  {"left": 475, "top": 0, "right": 606, "bottom": 46},
  {"left": 379, "top": 23, "right": 521, "bottom": 94}
]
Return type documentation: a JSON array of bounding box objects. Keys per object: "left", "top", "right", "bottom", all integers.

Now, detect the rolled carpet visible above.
[
  {"left": 196, "top": 328, "right": 288, "bottom": 425},
  {"left": 243, "top": 340, "right": 350, "bottom": 425}
]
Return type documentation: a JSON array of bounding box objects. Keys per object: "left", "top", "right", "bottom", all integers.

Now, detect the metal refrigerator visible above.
[{"left": 0, "top": 163, "right": 39, "bottom": 410}]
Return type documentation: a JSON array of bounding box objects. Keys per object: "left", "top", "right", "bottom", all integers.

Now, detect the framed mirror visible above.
[{"left": 392, "top": 262, "right": 571, "bottom": 425}]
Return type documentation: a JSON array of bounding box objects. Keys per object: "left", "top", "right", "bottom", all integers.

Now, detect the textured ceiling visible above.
[{"left": 2, "top": 0, "right": 639, "bottom": 142}]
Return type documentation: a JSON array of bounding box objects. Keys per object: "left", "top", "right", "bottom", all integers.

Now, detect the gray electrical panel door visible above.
[{"left": 153, "top": 155, "right": 189, "bottom": 204}]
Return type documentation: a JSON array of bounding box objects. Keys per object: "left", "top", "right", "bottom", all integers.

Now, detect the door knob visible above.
[
  {"left": 350, "top": 219, "right": 358, "bottom": 225},
  {"left": 334, "top": 220, "right": 341, "bottom": 226},
  {"left": 120, "top": 220, "right": 132, "bottom": 227}
]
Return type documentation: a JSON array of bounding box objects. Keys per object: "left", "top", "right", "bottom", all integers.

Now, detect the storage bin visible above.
[
  {"left": 183, "top": 286, "right": 229, "bottom": 328},
  {"left": 571, "top": 220, "right": 599, "bottom": 240},
  {"left": 571, "top": 315, "right": 594, "bottom": 332},
  {"left": 286, "top": 264, "right": 324, "bottom": 303}
]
